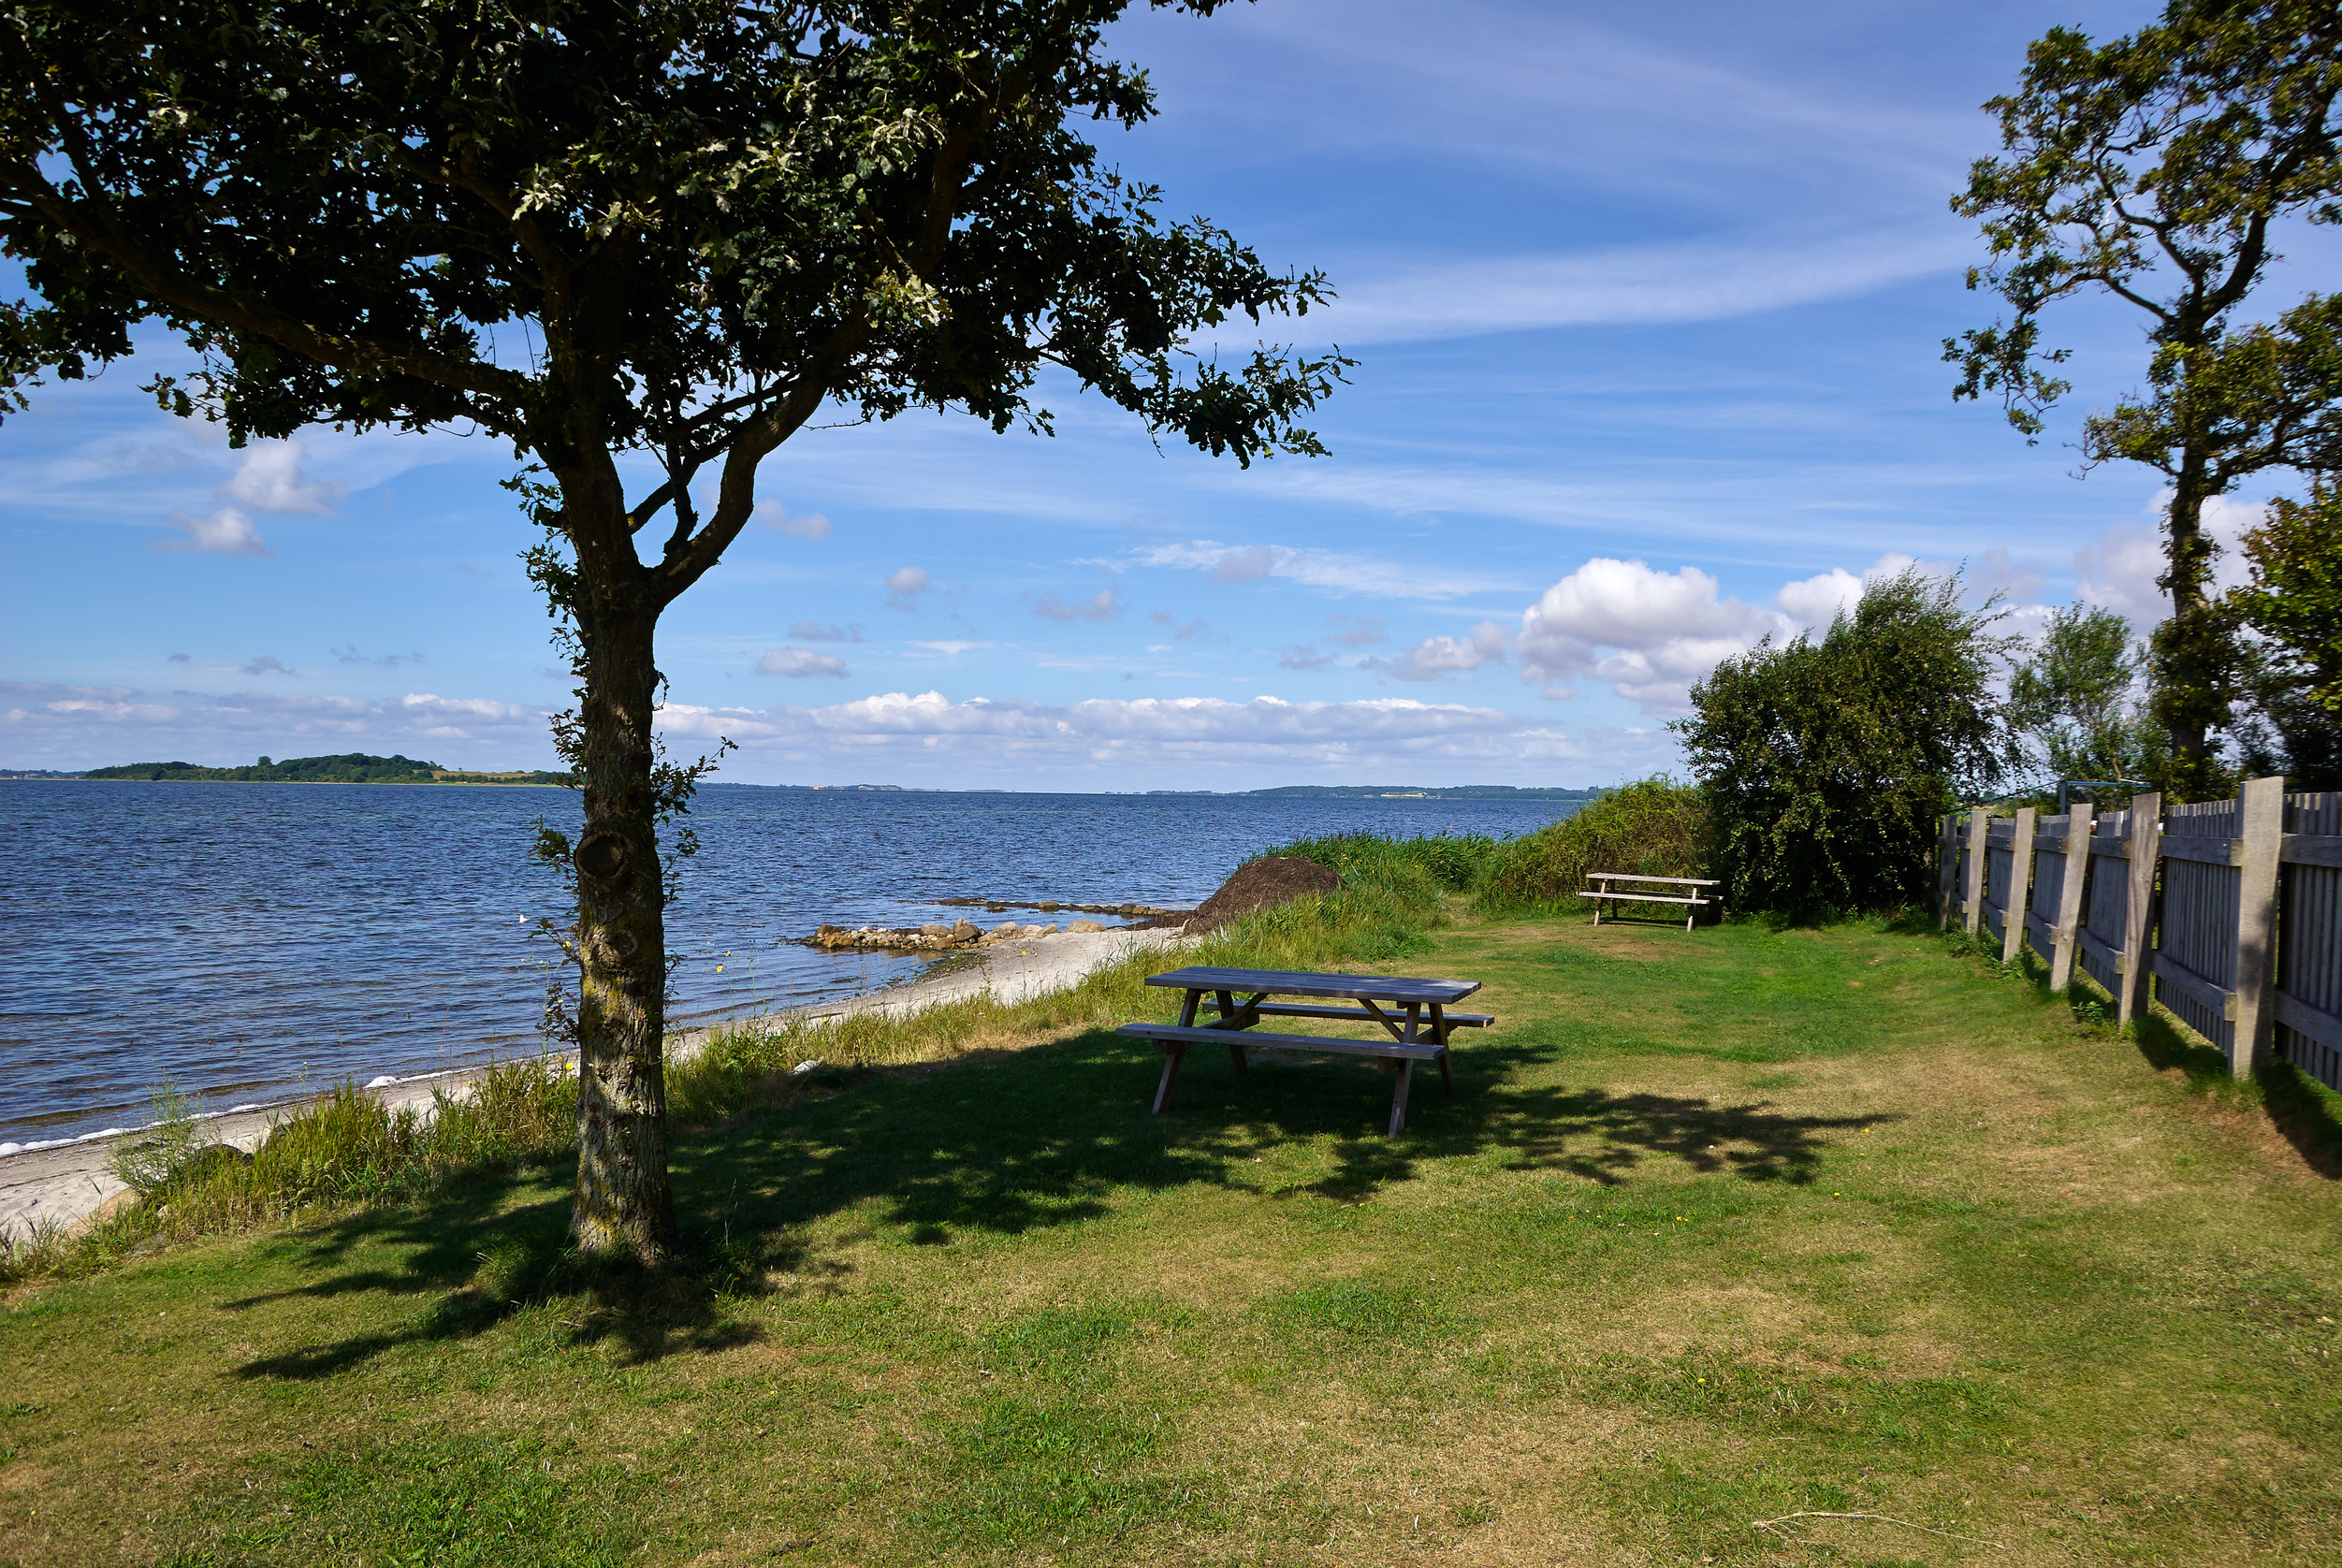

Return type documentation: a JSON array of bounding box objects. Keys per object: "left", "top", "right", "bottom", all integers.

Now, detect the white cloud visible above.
[
  {"left": 240, "top": 656, "right": 296, "bottom": 677},
  {"left": 153, "top": 506, "right": 273, "bottom": 558},
  {"left": 1310, "top": 226, "right": 1969, "bottom": 346},
  {"left": 1519, "top": 557, "right": 1792, "bottom": 714},
  {"left": 757, "top": 501, "right": 832, "bottom": 540},
  {"left": 755, "top": 647, "right": 850, "bottom": 678},
  {"left": 1136, "top": 539, "right": 1511, "bottom": 601},
  {"left": 0, "top": 682, "right": 547, "bottom": 765},
  {"left": 1365, "top": 621, "right": 1512, "bottom": 682},
  {"left": 1776, "top": 566, "right": 1866, "bottom": 629},
  {"left": 649, "top": 689, "right": 1676, "bottom": 777},
  {"left": 1032, "top": 584, "right": 1121, "bottom": 622},
  {"left": 789, "top": 620, "right": 863, "bottom": 643},
  {"left": 218, "top": 441, "right": 343, "bottom": 515},
  {"left": 2075, "top": 492, "right": 2260, "bottom": 624},
  {"left": 885, "top": 566, "right": 932, "bottom": 610}
]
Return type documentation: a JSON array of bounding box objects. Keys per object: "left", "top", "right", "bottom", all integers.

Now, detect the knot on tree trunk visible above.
[{"left": 575, "top": 829, "right": 632, "bottom": 882}]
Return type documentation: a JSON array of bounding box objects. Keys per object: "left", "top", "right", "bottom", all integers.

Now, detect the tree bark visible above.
[
  {"left": 2154, "top": 452, "right": 2226, "bottom": 801},
  {"left": 564, "top": 488, "right": 680, "bottom": 1263}
]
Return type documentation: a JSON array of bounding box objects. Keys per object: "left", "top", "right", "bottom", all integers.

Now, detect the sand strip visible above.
[{"left": 1, "top": 925, "right": 1190, "bottom": 1244}]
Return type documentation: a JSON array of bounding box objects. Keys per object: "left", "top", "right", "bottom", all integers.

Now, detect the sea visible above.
[{"left": 1, "top": 782, "right": 1582, "bottom": 1147}]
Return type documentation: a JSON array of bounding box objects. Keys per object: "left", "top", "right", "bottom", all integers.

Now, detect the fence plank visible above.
[
  {"left": 2233, "top": 777, "right": 2285, "bottom": 1072},
  {"left": 2158, "top": 793, "right": 2242, "bottom": 1059},
  {"left": 2117, "top": 792, "right": 2160, "bottom": 1028},
  {"left": 1963, "top": 807, "right": 1988, "bottom": 937},
  {"left": 2000, "top": 806, "right": 2034, "bottom": 964},
  {"left": 2278, "top": 791, "right": 2342, "bottom": 1090}
]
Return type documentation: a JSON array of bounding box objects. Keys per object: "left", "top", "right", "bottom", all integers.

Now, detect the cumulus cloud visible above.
[
  {"left": 1, "top": 682, "right": 547, "bottom": 765},
  {"left": 790, "top": 620, "right": 863, "bottom": 643},
  {"left": 153, "top": 506, "right": 273, "bottom": 558},
  {"left": 1032, "top": 584, "right": 1121, "bottom": 623},
  {"left": 649, "top": 689, "right": 1674, "bottom": 777},
  {"left": 885, "top": 566, "right": 931, "bottom": 610},
  {"left": 1365, "top": 621, "right": 1512, "bottom": 682},
  {"left": 757, "top": 501, "right": 832, "bottom": 540},
  {"left": 240, "top": 656, "right": 296, "bottom": 677},
  {"left": 1519, "top": 557, "right": 1792, "bottom": 713},
  {"left": 1137, "top": 540, "right": 1509, "bottom": 601},
  {"left": 755, "top": 646, "right": 850, "bottom": 678},
  {"left": 218, "top": 440, "right": 343, "bottom": 515},
  {"left": 1278, "top": 644, "right": 1339, "bottom": 671}
]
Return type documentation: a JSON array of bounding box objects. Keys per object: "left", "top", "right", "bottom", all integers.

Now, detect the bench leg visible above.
[
  {"left": 1152, "top": 1041, "right": 1187, "bottom": 1114},
  {"left": 1228, "top": 1038, "right": 1248, "bottom": 1075},
  {"left": 1437, "top": 1046, "right": 1452, "bottom": 1096},
  {"left": 1387, "top": 1058, "right": 1414, "bottom": 1137}
]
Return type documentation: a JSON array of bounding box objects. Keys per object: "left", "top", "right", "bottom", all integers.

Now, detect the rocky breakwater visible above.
[{"left": 807, "top": 917, "right": 1113, "bottom": 952}]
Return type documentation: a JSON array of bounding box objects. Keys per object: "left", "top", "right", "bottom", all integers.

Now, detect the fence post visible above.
[
  {"left": 2117, "top": 791, "right": 2161, "bottom": 1029},
  {"left": 1962, "top": 807, "right": 1988, "bottom": 936},
  {"left": 2050, "top": 803, "right": 2090, "bottom": 993},
  {"left": 1938, "top": 812, "right": 1959, "bottom": 929},
  {"left": 2002, "top": 806, "right": 2035, "bottom": 965},
  {"left": 2233, "top": 776, "right": 2285, "bottom": 1074}
]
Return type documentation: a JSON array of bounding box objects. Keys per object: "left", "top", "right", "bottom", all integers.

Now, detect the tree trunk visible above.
[
  {"left": 567, "top": 569, "right": 680, "bottom": 1263},
  {"left": 2154, "top": 456, "right": 2227, "bottom": 801}
]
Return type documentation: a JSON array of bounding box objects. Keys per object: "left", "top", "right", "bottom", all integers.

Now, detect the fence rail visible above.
[{"left": 1941, "top": 777, "right": 2342, "bottom": 1087}]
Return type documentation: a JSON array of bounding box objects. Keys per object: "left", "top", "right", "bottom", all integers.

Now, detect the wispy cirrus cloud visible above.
[{"left": 1134, "top": 539, "right": 1513, "bottom": 601}]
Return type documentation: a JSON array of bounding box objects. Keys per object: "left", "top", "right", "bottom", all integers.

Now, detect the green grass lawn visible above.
[{"left": 4, "top": 914, "right": 2339, "bottom": 1567}]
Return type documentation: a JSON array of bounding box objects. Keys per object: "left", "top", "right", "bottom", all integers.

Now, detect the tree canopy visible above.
[
  {"left": 1946, "top": 0, "right": 2342, "bottom": 797},
  {"left": 0, "top": 0, "right": 1346, "bottom": 1260}
]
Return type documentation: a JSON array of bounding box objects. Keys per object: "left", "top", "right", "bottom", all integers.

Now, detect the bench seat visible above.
[
  {"left": 1576, "top": 891, "right": 1709, "bottom": 907},
  {"left": 1116, "top": 1022, "right": 1447, "bottom": 1059}
]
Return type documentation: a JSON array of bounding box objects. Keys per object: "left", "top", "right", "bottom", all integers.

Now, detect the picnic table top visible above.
[
  {"left": 1142, "top": 965, "right": 1482, "bottom": 1005},
  {"left": 1587, "top": 871, "right": 1722, "bottom": 887}
]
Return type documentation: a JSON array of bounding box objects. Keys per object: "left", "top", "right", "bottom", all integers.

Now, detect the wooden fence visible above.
[{"left": 1939, "top": 777, "right": 2342, "bottom": 1086}]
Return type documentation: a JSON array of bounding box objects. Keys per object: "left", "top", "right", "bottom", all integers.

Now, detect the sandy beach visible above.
[{"left": 1, "top": 924, "right": 1190, "bottom": 1244}]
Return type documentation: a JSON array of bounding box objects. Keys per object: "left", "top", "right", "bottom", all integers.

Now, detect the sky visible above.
[{"left": 5, "top": 0, "right": 2335, "bottom": 789}]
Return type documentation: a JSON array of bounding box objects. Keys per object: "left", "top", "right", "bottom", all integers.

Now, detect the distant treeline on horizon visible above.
[
  {"left": 5, "top": 760, "right": 1608, "bottom": 798},
  {"left": 15, "top": 752, "right": 574, "bottom": 786}
]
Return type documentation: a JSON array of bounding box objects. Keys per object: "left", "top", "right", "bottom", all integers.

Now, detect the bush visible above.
[
  {"left": 1476, "top": 778, "right": 1708, "bottom": 915},
  {"left": 1676, "top": 568, "right": 2015, "bottom": 919}
]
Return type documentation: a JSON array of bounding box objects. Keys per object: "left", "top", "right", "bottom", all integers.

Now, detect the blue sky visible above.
[{"left": 5, "top": 0, "right": 2334, "bottom": 788}]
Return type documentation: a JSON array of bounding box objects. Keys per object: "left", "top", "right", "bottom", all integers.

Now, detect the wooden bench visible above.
[
  {"left": 1116, "top": 965, "right": 1491, "bottom": 1136},
  {"left": 1579, "top": 872, "right": 1722, "bottom": 933}
]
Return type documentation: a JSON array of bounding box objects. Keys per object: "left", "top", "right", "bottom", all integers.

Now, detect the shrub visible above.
[
  {"left": 1676, "top": 568, "right": 2015, "bottom": 919},
  {"left": 1476, "top": 778, "right": 1707, "bottom": 915}
]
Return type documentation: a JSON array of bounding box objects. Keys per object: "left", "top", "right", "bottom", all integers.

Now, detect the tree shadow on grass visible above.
[{"left": 224, "top": 1028, "right": 1889, "bottom": 1379}]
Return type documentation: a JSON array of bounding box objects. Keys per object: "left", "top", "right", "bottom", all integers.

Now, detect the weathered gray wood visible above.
[
  {"left": 1938, "top": 812, "right": 1961, "bottom": 929},
  {"left": 2150, "top": 951, "right": 2237, "bottom": 1024},
  {"left": 1117, "top": 1023, "right": 1448, "bottom": 1061},
  {"left": 1151, "top": 1040, "right": 1186, "bottom": 1114},
  {"left": 2051, "top": 805, "right": 2091, "bottom": 992},
  {"left": 2117, "top": 791, "right": 2161, "bottom": 1028},
  {"left": 2233, "top": 776, "right": 2285, "bottom": 1072},
  {"left": 2158, "top": 835, "right": 2243, "bottom": 867},
  {"left": 2087, "top": 836, "right": 2131, "bottom": 860},
  {"left": 2280, "top": 834, "right": 2342, "bottom": 869},
  {"left": 1962, "top": 807, "right": 1988, "bottom": 936},
  {"left": 1200, "top": 999, "right": 1493, "bottom": 1029},
  {"left": 1586, "top": 873, "right": 1722, "bottom": 886},
  {"left": 1143, "top": 966, "right": 1480, "bottom": 1004},
  {"left": 2275, "top": 992, "right": 2342, "bottom": 1053},
  {"left": 2000, "top": 806, "right": 2035, "bottom": 964},
  {"left": 2076, "top": 924, "right": 2127, "bottom": 979},
  {"left": 1388, "top": 1059, "right": 1415, "bottom": 1136},
  {"left": 1576, "top": 892, "right": 1709, "bottom": 907}
]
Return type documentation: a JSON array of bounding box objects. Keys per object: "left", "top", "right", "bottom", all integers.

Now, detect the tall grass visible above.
[
  {"left": 3, "top": 837, "right": 1485, "bottom": 1285},
  {"left": 1476, "top": 777, "right": 1709, "bottom": 915}
]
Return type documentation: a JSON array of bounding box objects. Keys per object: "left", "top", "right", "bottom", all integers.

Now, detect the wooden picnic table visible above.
[
  {"left": 1115, "top": 965, "right": 1492, "bottom": 1136},
  {"left": 1580, "top": 871, "right": 1723, "bottom": 933}
]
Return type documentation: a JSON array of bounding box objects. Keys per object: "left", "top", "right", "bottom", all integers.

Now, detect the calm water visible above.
[{"left": 2, "top": 782, "right": 1579, "bottom": 1144}]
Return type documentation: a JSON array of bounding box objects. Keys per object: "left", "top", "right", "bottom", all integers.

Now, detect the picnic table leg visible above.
[
  {"left": 1228, "top": 1038, "right": 1248, "bottom": 1074},
  {"left": 1152, "top": 1041, "right": 1187, "bottom": 1114},
  {"left": 1387, "top": 1057, "right": 1414, "bottom": 1137}
]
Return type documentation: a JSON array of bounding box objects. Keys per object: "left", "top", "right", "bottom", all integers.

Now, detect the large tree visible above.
[
  {"left": 0, "top": 0, "right": 1345, "bottom": 1260},
  {"left": 1946, "top": 0, "right": 2342, "bottom": 798}
]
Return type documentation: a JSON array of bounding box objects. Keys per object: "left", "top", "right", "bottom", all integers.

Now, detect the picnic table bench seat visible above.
[
  {"left": 1120, "top": 965, "right": 1490, "bottom": 1136},
  {"left": 1578, "top": 871, "right": 1724, "bottom": 933}
]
